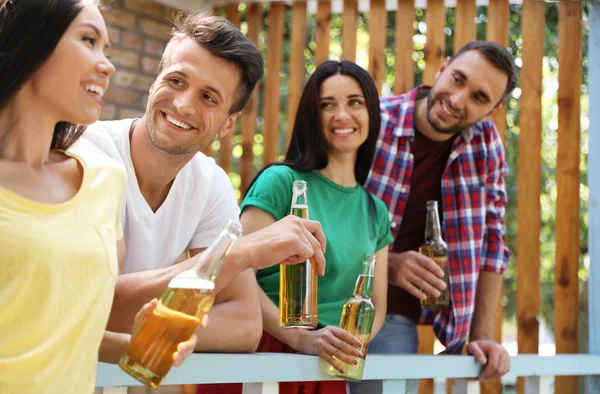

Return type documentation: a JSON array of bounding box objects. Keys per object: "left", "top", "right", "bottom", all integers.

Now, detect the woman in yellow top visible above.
[{"left": 0, "top": 1, "right": 196, "bottom": 393}]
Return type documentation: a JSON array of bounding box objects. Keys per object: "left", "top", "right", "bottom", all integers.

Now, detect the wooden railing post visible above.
[
  {"left": 555, "top": 1, "right": 583, "bottom": 393},
  {"left": 516, "top": 1, "right": 545, "bottom": 392}
]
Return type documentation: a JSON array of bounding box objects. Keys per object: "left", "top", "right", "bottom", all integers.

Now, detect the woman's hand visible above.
[
  {"left": 294, "top": 326, "right": 363, "bottom": 373},
  {"left": 131, "top": 299, "right": 208, "bottom": 367}
]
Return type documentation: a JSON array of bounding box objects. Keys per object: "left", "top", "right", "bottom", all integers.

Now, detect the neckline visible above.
[
  {"left": 311, "top": 171, "right": 362, "bottom": 193},
  {"left": 0, "top": 149, "right": 88, "bottom": 213}
]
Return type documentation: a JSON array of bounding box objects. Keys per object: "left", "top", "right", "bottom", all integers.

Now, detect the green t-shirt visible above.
[{"left": 240, "top": 165, "right": 394, "bottom": 327}]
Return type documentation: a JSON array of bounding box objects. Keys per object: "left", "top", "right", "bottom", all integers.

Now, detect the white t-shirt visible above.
[{"left": 74, "top": 118, "right": 240, "bottom": 274}]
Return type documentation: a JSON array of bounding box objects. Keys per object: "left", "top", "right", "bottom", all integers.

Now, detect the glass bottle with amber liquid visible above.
[
  {"left": 328, "top": 254, "right": 376, "bottom": 382},
  {"left": 279, "top": 180, "right": 318, "bottom": 328},
  {"left": 419, "top": 200, "right": 450, "bottom": 310},
  {"left": 119, "top": 220, "right": 241, "bottom": 388}
]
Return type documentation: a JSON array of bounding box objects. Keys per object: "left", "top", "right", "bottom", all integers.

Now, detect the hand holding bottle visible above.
[
  {"left": 235, "top": 214, "right": 327, "bottom": 275},
  {"left": 293, "top": 326, "right": 363, "bottom": 373},
  {"left": 388, "top": 250, "right": 446, "bottom": 299},
  {"left": 130, "top": 299, "right": 207, "bottom": 367}
]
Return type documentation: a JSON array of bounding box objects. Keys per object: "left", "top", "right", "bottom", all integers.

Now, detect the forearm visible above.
[
  {"left": 258, "top": 288, "right": 301, "bottom": 349},
  {"left": 107, "top": 260, "right": 194, "bottom": 333},
  {"left": 195, "top": 272, "right": 262, "bottom": 353},
  {"left": 470, "top": 271, "right": 503, "bottom": 341},
  {"left": 99, "top": 331, "right": 130, "bottom": 364}
]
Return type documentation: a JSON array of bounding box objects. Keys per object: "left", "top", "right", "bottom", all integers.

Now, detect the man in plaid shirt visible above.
[{"left": 354, "top": 41, "right": 516, "bottom": 394}]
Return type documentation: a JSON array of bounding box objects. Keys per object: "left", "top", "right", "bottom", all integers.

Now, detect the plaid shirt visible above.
[{"left": 366, "top": 87, "right": 510, "bottom": 353}]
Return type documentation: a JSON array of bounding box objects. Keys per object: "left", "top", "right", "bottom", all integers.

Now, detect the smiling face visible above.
[
  {"left": 426, "top": 50, "right": 508, "bottom": 135},
  {"left": 143, "top": 37, "right": 242, "bottom": 156},
  {"left": 319, "top": 73, "right": 369, "bottom": 158},
  {"left": 25, "top": 3, "right": 114, "bottom": 126}
]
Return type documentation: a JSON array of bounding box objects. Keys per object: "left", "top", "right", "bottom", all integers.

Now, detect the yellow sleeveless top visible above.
[{"left": 0, "top": 146, "right": 126, "bottom": 394}]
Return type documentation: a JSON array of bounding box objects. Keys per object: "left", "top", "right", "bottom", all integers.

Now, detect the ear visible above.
[
  {"left": 434, "top": 56, "right": 451, "bottom": 81},
  {"left": 218, "top": 111, "right": 242, "bottom": 138}
]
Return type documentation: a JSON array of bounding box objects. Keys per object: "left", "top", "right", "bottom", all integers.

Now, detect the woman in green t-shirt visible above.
[{"left": 240, "top": 60, "right": 394, "bottom": 394}]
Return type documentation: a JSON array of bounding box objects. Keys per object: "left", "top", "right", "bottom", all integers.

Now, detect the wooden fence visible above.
[{"left": 206, "top": 1, "right": 585, "bottom": 393}]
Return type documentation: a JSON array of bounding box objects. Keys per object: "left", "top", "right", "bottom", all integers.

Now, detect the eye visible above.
[
  {"left": 83, "top": 36, "right": 96, "bottom": 46},
  {"left": 169, "top": 78, "right": 184, "bottom": 87},
  {"left": 349, "top": 99, "right": 363, "bottom": 106},
  {"left": 203, "top": 94, "right": 217, "bottom": 104},
  {"left": 320, "top": 102, "right": 333, "bottom": 109}
]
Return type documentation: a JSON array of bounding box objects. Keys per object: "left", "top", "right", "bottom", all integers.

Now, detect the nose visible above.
[
  {"left": 173, "top": 90, "right": 197, "bottom": 117},
  {"left": 334, "top": 106, "right": 351, "bottom": 122},
  {"left": 449, "top": 90, "right": 467, "bottom": 111},
  {"left": 97, "top": 57, "right": 115, "bottom": 78}
]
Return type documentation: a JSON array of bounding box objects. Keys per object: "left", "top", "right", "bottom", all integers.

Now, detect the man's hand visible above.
[
  {"left": 292, "top": 326, "right": 363, "bottom": 374},
  {"left": 235, "top": 215, "right": 327, "bottom": 275},
  {"left": 388, "top": 251, "right": 446, "bottom": 299},
  {"left": 466, "top": 339, "right": 510, "bottom": 381}
]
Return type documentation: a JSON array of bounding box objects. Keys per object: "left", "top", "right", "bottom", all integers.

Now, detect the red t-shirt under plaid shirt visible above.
[{"left": 366, "top": 86, "right": 510, "bottom": 353}]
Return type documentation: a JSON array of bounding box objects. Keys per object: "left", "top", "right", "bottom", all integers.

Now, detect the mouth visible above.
[
  {"left": 162, "top": 111, "right": 194, "bottom": 131},
  {"left": 331, "top": 127, "right": 356, "bottom": 135},
  {"left": 83, "top": 84, "right": 105, "bottom": 104},
  {"left": 438, "top": 100, "right": 460, "bottom": 120}
]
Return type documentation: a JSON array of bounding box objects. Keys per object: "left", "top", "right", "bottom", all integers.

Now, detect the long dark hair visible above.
[
  {"left": 283, "top": 60, "right": 381, "bottom": 184},
  {"left": 246, "top": 60, "right": 381, "bottom": 237},
  {"left": 0, "top": 0, "right": 93, "bottom": 150}
]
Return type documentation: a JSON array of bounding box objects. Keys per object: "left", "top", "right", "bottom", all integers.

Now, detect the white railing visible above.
[{"left": 97, "top": 354, "right": 600, "bottom": 394}]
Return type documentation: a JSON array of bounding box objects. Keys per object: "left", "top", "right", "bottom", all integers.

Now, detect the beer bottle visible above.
[
  {"left": 119, "top": 220, "right": 242, "bottom": 388},
  {"left": 328, "top": 254, "right": 376, "bottom": 381},
  {"left": 279, "top": 180, "right": 318, "bottom": 328},
  {"left": 419, "top": 200, "right": 450, "bottom": 310}
]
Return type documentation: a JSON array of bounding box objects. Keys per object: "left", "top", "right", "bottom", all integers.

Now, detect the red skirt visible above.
[{"left": 195, "top": 331, "right": 347, "bottom": 394}]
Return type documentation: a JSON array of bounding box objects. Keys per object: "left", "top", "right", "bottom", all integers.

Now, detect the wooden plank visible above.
[
  {"left": 240, "top": 3, "right": 262, "bottom": 196},
  {"left": 368, "top": 0, "right": 386, "bottom": 93},
  {"left": 481, "top": 3, "right": 509, "bottom": 394},
  {"left": 216, "top": 3, "right": 241, "bottom": 174},
  {"left": 516, "top": 2, "right": 545, "bottom": 394},
  {"left": 394, "top": 0, "right": 414, "bottom": 95},
  {"left": 422, "top": 0, "right": 445, "bottom": 85},
  {"left": 263, "top": 3, "right": 285, "bottom": 166},
  {"left": 315, "top": 0, "right": 331, "bottom": 65},
  {"left": 555, "top": 2, "right": 582, "bottom": 394},
  {"left": 342, "top": 0, "right": 358, "bottom": 61},
  {"left": 286, "top": 1, "right": 307, "bottom": 151},
  {"left": 587, "top": 7, "right": 600, "bottom": 394},
  {"left": 486, "top": 0, "right": 509, "bottom": 142},
  {"left": 454, "top": 0, "right": 476, "bottom": 51},
  {"left": 202, "top": 4, "right": 225, "bottom": 157},
  {"left": 418, "top": 326, "right": 435, "bottom": 394}
]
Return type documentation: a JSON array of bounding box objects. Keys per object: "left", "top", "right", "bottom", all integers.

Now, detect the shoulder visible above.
[
  {"left": 85, "top": 119, "right": 134, "bottom": 145},
  {"left": 254, "top": 164, "right": 300, "bottom": 186},
  {"left": 68, "top": 145, "right": 126, "bottom": 188}
]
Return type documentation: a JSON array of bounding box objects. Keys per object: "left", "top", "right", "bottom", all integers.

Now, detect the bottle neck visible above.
[
  {"left": 353, "top": 274, "right": 373, "bottom": 299},
  {"left": 424, "top": 208, "right": 443, "bottom": 241},
  {"left": 193, "top": 233, "right": 237, "bottom": 282}
]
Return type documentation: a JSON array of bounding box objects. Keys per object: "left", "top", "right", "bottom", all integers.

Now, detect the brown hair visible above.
[{"left": 160, "top": 12, "right": 264, "bottom": 113}]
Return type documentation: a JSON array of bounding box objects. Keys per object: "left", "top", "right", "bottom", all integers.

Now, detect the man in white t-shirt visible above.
[{"left": 77, "top": 12, "right": 327, "bottom": 361}]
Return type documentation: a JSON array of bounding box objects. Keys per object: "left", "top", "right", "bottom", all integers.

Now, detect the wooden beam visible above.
[
  {"left": 342, "top": 0, "right": 358, "bottom": 61},
  {"left": 240, "top": 3, "right": 262, "bottom": 196},
  {"left": 555, "top": 1, "right": 582, "bottom": 394},
  {"left": 315, "top": 0, "right": 331, "bottom": 65},
  {"left": 418, "top": 326, "right": 435, "bottom": 394},
  {"left": 422, "top": 0, "right": 445, "bottom": 85},
  {"left": 286, "top": 1, "right": 307, "bottom": 151},
  {"left": 263, "top": 3, "right": 285, "bottom": 166},
  {"left": 516, "top": 1, "right": 545, "bottom": 393},
  {"left": 368, "top": 0, "right": 386, "bottom": 93},
  {"left": 216, "top": 4, "right": 241, "bottom": 174},
  {"left": 454, "top": 0, "right": 476, "bottom": 51},
  {"left": 394, "top": 0, "right": 415, "bottom": 95}
]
